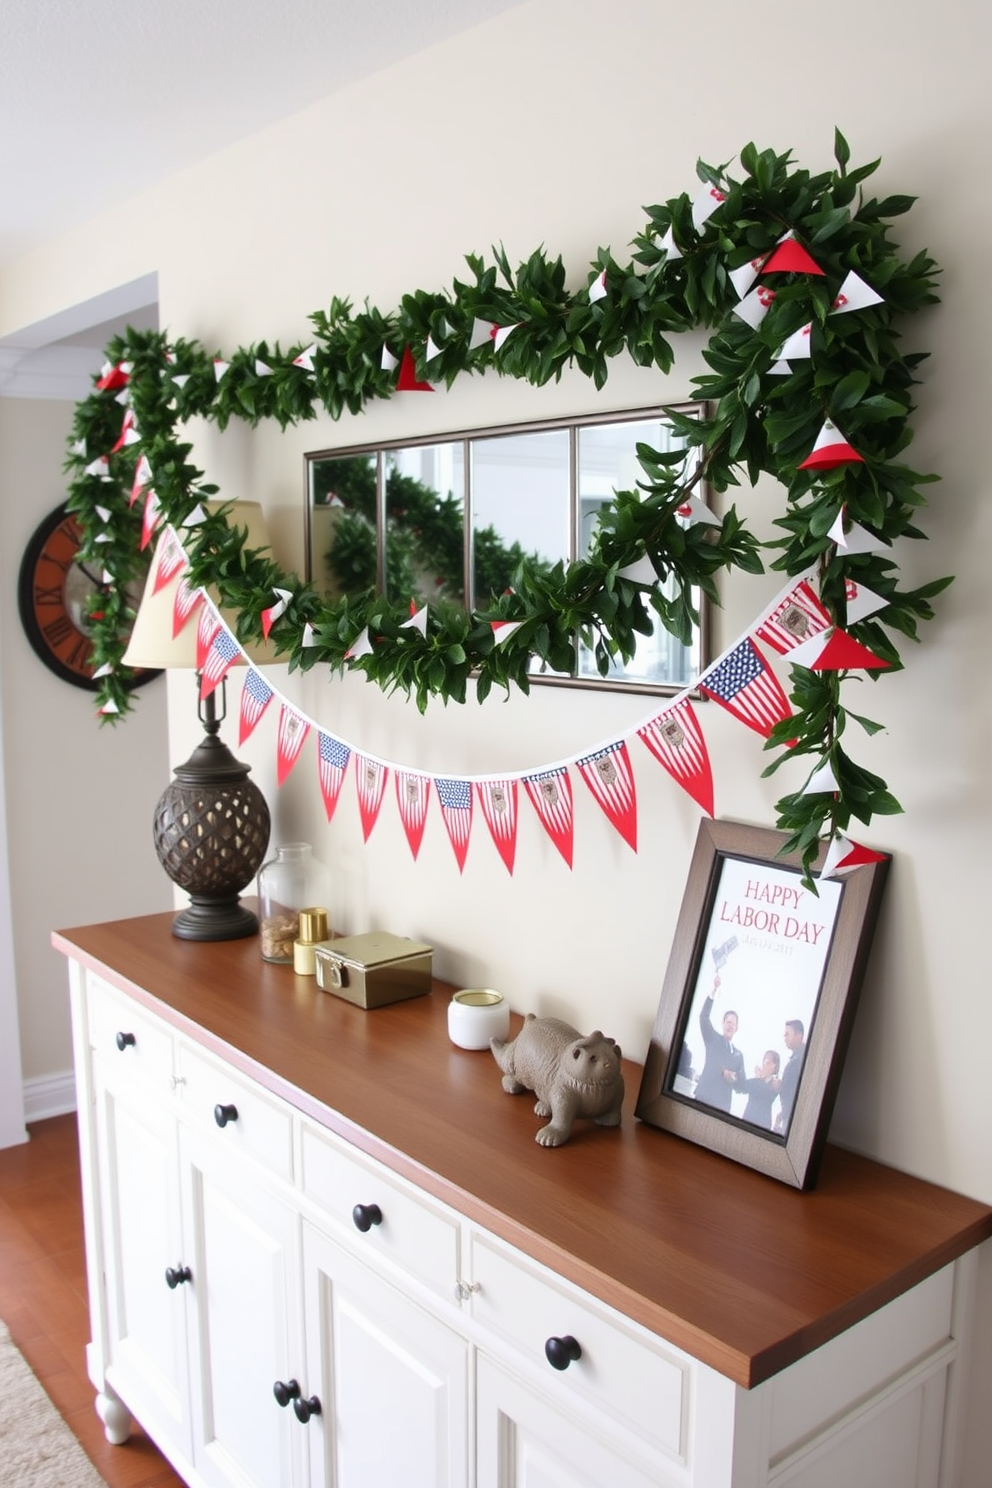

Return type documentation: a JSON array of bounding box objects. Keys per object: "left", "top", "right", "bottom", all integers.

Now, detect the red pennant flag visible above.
[
  {"left": 276, "top": 706, "right": 310, "bottom": 786},
  {"left": 760, "top": 235, "right": 824, "bottom": 276},
  {"left": 699, "top": 639, "right": 793, "bottom": 739},
  {"left": 638, "top": 699, "right": 714, "bottom": 815},
  {"left": 96, "top": 361, "right": 130, "bottom": 391},
  {"left": 798, "top": 420, "right": 864, "bottom": 471},
  {"left": 821, "top": 834, "right": 889, "bottom": 878},
  {"left": 317, "top": 733, "right": 352, "bottom": 822},
  {"left": 173, "top": 576, "right": 203, "bottom": 638},
  {"left": 356, "top": 755, "right": 389, "bottom": 841},
  {"left": 755, "top": 579, "right": 832, "bottom": 656},
  {"left": 396, "top": 346, "right": 433, "bottom": 392},
  {"left": 395, "top": 771, "right": 431, "bottom": 860},
  {"left": 140, "top": 489, "right": 161, "bottom": 550},
  {"left": 199, "top": 629, "right": 241, "bottom": 700},
  {"left": 475, "top": 779, "right": 518, "bottom": 875},
  {"left": 523, "top": 768, "right": 574, "bottom": 869},
  {"left": 576, "top": 742, "right": 638, "bottom": 852},
  {"left": 238, "top": 669, "right": 274, "bottom": 745},
  {"left": 196, "top": 605, "right": 221, "bottom": 671},
  {"left": 435, "top": 778, "right": 473, "bottom": 872},
  {"left": 111, "top": 408, "right": 137, "bottom": 452},
  {"left": 152, "top": 530, "right": 187, "bottom": 595},
  {"left": 808, "top": 629, "right": 890, "bottom": 671},
  {"left": 130, "top": 454, "right": 152, "bottom": 508}
]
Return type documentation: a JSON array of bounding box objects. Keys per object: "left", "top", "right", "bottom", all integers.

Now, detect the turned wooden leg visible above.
[{"left": 95, "top": 1386, "right": 132, "bottom": 1445}]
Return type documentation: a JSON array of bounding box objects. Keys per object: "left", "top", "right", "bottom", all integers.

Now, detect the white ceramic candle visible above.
[{"left": 447, "top": 989, "right": 510, "bottom": 1050}]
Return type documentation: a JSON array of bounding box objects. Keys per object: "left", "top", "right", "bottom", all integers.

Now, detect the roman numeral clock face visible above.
[{"left": 17, "top": 503, "right": 159, "bottom": 691}]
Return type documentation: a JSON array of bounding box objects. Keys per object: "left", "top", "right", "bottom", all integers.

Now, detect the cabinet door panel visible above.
[
  {"left": 304, "top": 1222, "right": 468, "bottom": 1488},
  {"left": 182, "top": 1132, "right": 304, "bottom": 1488},
  {"left": 93, "top": 1055, "right": 191, "bottom": 1457}
]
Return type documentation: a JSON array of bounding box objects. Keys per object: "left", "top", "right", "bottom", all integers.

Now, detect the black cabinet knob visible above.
[
  {"left": 214, "top": 1103, "right": 239, "bottom": 1128},
  {"left": 352, "top": 1203, "right": 383, "bottom": 1233},
  {"left": 273, "top": 1379, "right": 300, "bottom": 1408},
  {"left": 115, "top": 1031, "right": 136, "bottom": 1051},
  {"left": 544, "top": 1335, "right": 582, "bottom": 1370},
  {"left": 293, "top": 1395, "right": 322, "bottom": 1424},
  {"left": 165, "top": 1265, "right": 192, "bottom": 1289}
]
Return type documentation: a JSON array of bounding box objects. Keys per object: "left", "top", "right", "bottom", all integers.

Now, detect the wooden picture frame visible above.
[{"left": 636, "top": 818, "right": 889, "bottom": 1189}]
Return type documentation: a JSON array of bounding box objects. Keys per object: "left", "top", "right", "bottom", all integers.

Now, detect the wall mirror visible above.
[{"left": 305, "top": 403, "right": 710, "bottom": 694}]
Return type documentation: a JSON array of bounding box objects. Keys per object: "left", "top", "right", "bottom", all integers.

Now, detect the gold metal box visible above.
[{"left": 313, "top": 931, "right": 433, "bottom": 1009}]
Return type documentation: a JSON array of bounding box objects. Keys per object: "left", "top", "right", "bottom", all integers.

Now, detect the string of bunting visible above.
[{"left": 65, "top": 132, "right": 949, "bottom": 882}]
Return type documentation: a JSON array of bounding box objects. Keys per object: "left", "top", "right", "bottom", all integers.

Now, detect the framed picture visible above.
[{"left": 635, "top": 818, "right": 889, "bottom": 1189}]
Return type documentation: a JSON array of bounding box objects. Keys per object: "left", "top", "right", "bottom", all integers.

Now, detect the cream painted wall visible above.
[{"left": 2, "top": 0, "right": 991, "bottom": 1470}]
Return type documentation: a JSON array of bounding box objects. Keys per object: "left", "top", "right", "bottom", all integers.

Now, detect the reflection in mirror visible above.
[{"left": 305, "top": 404, "right": 708, "bottom": 694}]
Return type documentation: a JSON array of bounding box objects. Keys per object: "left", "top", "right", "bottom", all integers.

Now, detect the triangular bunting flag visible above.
[
  {"left": 292, "top": 345, "right": 316, "bottom": 371},
  {"left": 213, "top": 358, "right": 230, "bottom": 381},
  {"left": 196, "top": 605, "right": 222, "bottom": 671},
  {"left": 396, "top": 772, "right": 431, "bottom": 860},
  {"left": 238, "top": 669, "right": 274, "bottom": 745},
  {"left": 830, "top": 271, "right": 884, "bottom": 315},
  {"left": 490, "top": 620, "right": 522, "bottom": 644},
  {"left": 760, "top": 233, "right": 824, "bottom": 276},
  {"left": 173, "top": 577, "right": 203, "bottom": 638},
  {"left": 699, "top": 638, "right": 793, "bottom": 739},
  {"left": 798, "top": 420, "right": 864, "bottom": 471},
  {"left": 345, "top": 626, "right": 374, "bottom": 660},
  {"left": 171, "top": 373, "right": 191, "bottom": 389},
  {"left": 111, "top": 409, "right": 138, "bottom": 452},
  {"left": 182, "top": 504, "right": 208, "bottom": 528},
  {"left": 828, "top": 510, "right": 889, "bottom": 553},
  {"left": 356, "top": 755, "right": 389, "bottom": 841},
  {"left": 84, "top": 456, "right": 110, "bottom": 480},
  {"left": 469, "top": 318, "right": 495, "bottom": 350},
  {"left": 261, "top": 588, "right": 292, "bottom": 638},
  {"left": 637, "top": 698, "right": 714, "bottom": 815},
  {"left": 140, "top": 489, "right": 161, "bottom": 550},
  {"left": 276, "top": 706, "right": 310, "bottom": 786},
  {"left": 475, "top": 779, "right": 518, "bottom": 875},
  {"left": 728, "top": 254, "right": 769, "bottom": 300},
  {"left": 91, "top": 662, "right": 113, "bottom": 680},
  {"left": 801, "top": 758, "right": 840, "bottom": 795},
  {"left": 675, "top": 493, "right": 721, "bottom": 527},
  {"left": 380, "top": 345, "right": 399, "bottom": 372},
  {"left": 152, "top": 529, "right": 187, "bottom": 595},
  {"left": 576, "top": 742, "right": 638, "bottom": 852},
  {"left": 807, "top": 628, "right": 890, "bottom": 671},
  {"left": 733, "top": 285, "right": 776, "bottom": 329},
  {"left": 255, "top": 358, "right": 273, "bottom": 377},
  {"left": 755, "top": 578, "right": 832, "bottom": 655},
  {"left": 691, "top": 183, "right": 727, "bottom": 231},
  {"left": 401, "top": 603, "right": 429, "bottom": 637},
  {"left": 820, "top": 834, "right": 888, "bottom": 879},
  {"left": 317, "top": 733, "right": 352, "bottom": 823},
  {"left": 424, "top": 334, "right": 443, "bottom": 363},
  {"left": 396, "top": 346, "right": 433, "bottom": 391},
  {"left": 492, "top": 324, "right": 519, "bottom": 352},
  {"left": 774, "top": 322, "right": 814, "bottom": 361},
  {"left": 435, "top": 777, "right": 473, "bottom": 872},
  {"left": 301, "top": 621, "right": 318, "bottom": 647},
  {"left": 200, "top": 629, "right": 241, "bottom": 700},
  {"left": 98, "top": 698, "right": 121, "bottom": 716},
  {"left": 844, "top": 578, "right": 888, "bottom": 623},
  {"left": 657, "top": 225, "right": 682, "bottom": 261},
  {"left": 523, "top": 768, "right": 574, "bottom": 868},
  {"left": 96, "top": 361, "right": 130, "bottom": 391},
  {"left": 588, "top": 269, "right": 608, "bottom": 302},
  {"left": 767, "top": 359, "right": 792, "bottom": 376},
  {"left": 617, "top": 554, "right": 657, "bottom": 585}
]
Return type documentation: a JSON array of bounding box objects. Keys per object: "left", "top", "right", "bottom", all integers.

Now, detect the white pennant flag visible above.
[
  {"left": 171, "top": 373, "right": 191, "bottom": 389},
  {"left": 691, "top": 183, "right": 727, "bottom": 231},
  {"left": 292, "top": 345, "right": 316, "bottom": 371},
  {"left": 401, "top": 604, "right": 429, "bottom": 637},
  {"left": 775, "top": 322, "right": 814, "bottom": 361},
  {"left": 588, "top": 269, "right": 608, "bottom": 302},
  {"left": 213, "top": 359, "right": 230, "bottom": 381},
  {"left": 830, "top": 270, "right": 884, "bottom": 316},
  {"left": 728, "top": 255, "right": 768, "bottom": 300},
  {"left": 617, "top": 554, "right": 657, "bottom": 585},
  {"left": 828, "top": 511, "right": 890, "bottom": 553},
  {"left": 84, "top": 456, "right": 110, "bottom": 479},
  {"left": 182, "top": 504, "right": 208, "bottom": 527},
  {"left": 470, "top": 318, "right": 495, "bottom": 350},
  {"left": 801, "top": 758, "right": 840, "bottom": 795},
  {"left": 255, "top": 358, "right": 273, "bottom": 377},
  {"left": 493, "top": 324, "right": 519, "bottom": 352},
  {"left": 424, "top": 334, "right": 443, "bottom": 363},
  {"left": 844, "top": 579, "right": 888, "bottom": 623},
  {"left": 657, "top": 225, "right": 682, "bottom": 262},
  {"left": 301, "top": 622, "right": 318, "bottom": 647},
  {"left": 674, "top": 493, "right": 721, "bottom": 527},
  {"left": 380, "top": 345, "right": 399, "bottom": 372},
  {"left": 346, "top": 626, "right": 373, "bottom": 660},
  {"left": 733, "top": 285, "right": 776, "bottom": 329}
]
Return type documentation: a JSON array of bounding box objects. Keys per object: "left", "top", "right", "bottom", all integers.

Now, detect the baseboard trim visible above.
[{"left": 24, "top": 1070, "right": 76, "bottom": 1123}]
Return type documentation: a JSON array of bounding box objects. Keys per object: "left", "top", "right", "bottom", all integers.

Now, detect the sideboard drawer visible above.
[
  {"left": 85, "top": 971, "right": 175, "bottom": 1086},
  {"left": 469, "top": 1231, "right": 689, "bottom": 1465},
  {"left": 177, "top": 1042, "right": 295, "bottom": 1183},
  {"left": 300, "top": 1122, "right": 461, "bottom": 1303}
]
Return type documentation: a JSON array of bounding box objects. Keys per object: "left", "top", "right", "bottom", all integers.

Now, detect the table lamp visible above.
[{"left": 123, "top": 503, "right": 274, "bottom": 941}]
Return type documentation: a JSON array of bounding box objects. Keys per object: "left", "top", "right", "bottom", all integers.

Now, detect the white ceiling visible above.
[{"left": 0, "top": 0, "right": 522, "bottom": 397}]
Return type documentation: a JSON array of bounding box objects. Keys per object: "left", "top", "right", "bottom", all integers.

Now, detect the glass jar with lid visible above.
[{"left": 257, "top": 843, "right": 331, "bottom": 963}]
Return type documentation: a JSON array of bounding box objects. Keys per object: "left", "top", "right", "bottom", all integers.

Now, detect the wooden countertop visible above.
[{"left": 54, "top": 910, "right": 992, "bottom": 1390}]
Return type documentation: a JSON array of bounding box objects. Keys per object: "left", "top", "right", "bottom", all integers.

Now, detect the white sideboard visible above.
[{"left": 55, "top": 913, "right": 992, "bottom": 1488}]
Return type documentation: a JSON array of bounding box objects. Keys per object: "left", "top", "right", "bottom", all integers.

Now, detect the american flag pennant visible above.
[
  {"left": 827, "top": 510, "right": 888, "bottom": 553},
  {"left": 345, "top": 626, "right": 373, "bottom": 660},
  {"left": 638, "top": 698, "right": 714, "bottom": 815},
  {"left": 761, "top": 232, "right": 824, "bottom": 276},
  {"left": 475, "top": 778, "right": 518, "bottom": 874},
  {"left": 395, "top": 771, "right": 432, "bottom": 860},
  {"left": 396, "top": 346, "right": 434, "bottom": 391},
  {"left": 798, "top": 420, "right": 863, "bottom": 471},
  {"left": 255, "top": 358, "right": 273, "bottom": 377},
  {"left": 200, "top": 628, "right": 241, "bottom": 700},
  {"left": 490, "top": 620, "right": 522, "bottom": 643},
  {"left": 523, "top": 768, "right": 574, "bottom": 868},
  {"left": 261, "top": 588, "right": 292, "bottom": 639},
  {"left": 213, "top": 358, "right": 230, "bottom": 381},
  {"left": 355, "top": 755, "right": 389, "bottom": 841},
  {"left": 276, "top": 706, "right": 310, "bottom": 786},
  {"left": 820, "top": 834, "right": 888, "bottom": 879},
  {"left": 657, "top": 225, "right": 682, "bottom": 262},
  {"left": 152, "top": 529, "right": 188, "bottom": 594},
  {"left": 830, "top": 270, "right": 884, "bottom": 316},
  {"left": 755, "top": 579, "right": 832, "bottom": 656},
  {"left": 317, "top": 733, "right": 352, "bottom": 822},
  {"left": 589, "top": 269, "right": 608, "bottom": 302},
  {"left": 111, "top": 408, "right": 139, "bottom": 452},
  {"left": 173, "top": 576, "right": 203, "bottom": 638},
  {"left": 292, "top": 344, "right": 317, "bottom": 372},
  {"left": 469, "top": 318, "right": 496, "bottom": 350},
  {"left": 733, "top": 284, "right": 776, "bottom": 329},
  {"left": 844, "top": 578, "right": 888, "bottom": 624},
  {"left": 196, "top": 604, "right": 222, "bottom": 670},
  {"left": 801, "top": 758, "right": 840, "bottom": 796},
  {"left": 238, "top": 668, "right": 274, "bottom": 745},
  {"left": 576, "top": 741, "right": 638, "bottom": 852},
  {"left": 691, "top": 183, "right": 727, "bottom": 231},
  {"left": 774, "top": 322, "right": 814, "bottom": 362},
  {"left": 401, "top": 603, "right": 429, "bottom": 637},
  {"left": 699, "top": 638, "right": 793, "bottom": 739},
  {"left": 492, "top": 324, "right": 519, "bottom": 352},
  {"left": 617, "top": 554, "right": 657, "bottom": 585},
  {"left": 84, "top": 456, "right": 110, "bottom": 480},
  {"left": 140, "top": 489, "right": 162, "bottom": 550},
  {"left": 435, "top": 777, "right": 473, "bottom": 872},
  {"left": 96, "top": 361, "right": 131, "bottom": 391}
]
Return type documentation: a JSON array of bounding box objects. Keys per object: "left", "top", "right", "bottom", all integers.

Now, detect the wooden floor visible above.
[{"left": 0, "top": 1113, "right": 187, "bottom": 1488}]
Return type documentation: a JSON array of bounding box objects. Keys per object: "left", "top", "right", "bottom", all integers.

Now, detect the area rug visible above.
[{"left": 0, "top": 1321, "right": 109, "bottom": 1487}]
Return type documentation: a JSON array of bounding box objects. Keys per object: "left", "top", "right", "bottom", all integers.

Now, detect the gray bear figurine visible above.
[{"left": 490, "top": 1014, "right": 625, "bottom": 1146}]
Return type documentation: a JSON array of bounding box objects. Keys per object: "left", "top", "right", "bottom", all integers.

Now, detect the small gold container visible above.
[
  {"left": 314, "top": 931, "right": 433, "bottom": 1009},
  {"left": 294, "top": 907, "right": 329, "bottom": 976}
]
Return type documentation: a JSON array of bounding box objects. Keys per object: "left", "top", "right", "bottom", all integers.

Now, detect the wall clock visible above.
[{"left": 17, "top": 502, "right": 160, "bottom": 691}]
